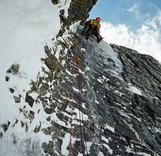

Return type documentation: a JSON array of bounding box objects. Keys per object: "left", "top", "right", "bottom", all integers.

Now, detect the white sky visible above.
[{"left": 100, "top": 7, "right": 161, "bottom": 63}]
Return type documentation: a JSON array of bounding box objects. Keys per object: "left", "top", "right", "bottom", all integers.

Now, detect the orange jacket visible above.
[{"left": 89, "top": 19, "right": 101, "bottom": 31}]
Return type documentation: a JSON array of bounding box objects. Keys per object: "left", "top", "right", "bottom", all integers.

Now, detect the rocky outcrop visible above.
[
  {"left": 67, "top": 0, "right": 97, "bottom": 25},
  {"left": 2, "top": 29, "right": 161, "bottom": 156},
  {"left": 54, "top": 0, "right": 97, "bottom": 37},
  {"left": 5, "top": 64, "right": 20, "bottom": 82},
  {"left": 111, "top": 44, "right": 161, "bottom": 98},
  {"left": 110, "top": 44, "right": 161, "bottom": 155},
  {"left": 11, "top": 30, "right": 161, "bottom": 155}
]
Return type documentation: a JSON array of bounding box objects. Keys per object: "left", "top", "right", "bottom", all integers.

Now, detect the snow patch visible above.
[
  {"left": 59, "top": 0, "right": 71, "bottom": 18},
  {"left": 128, "top": 84, "right": 142, "bottom": 95},
  {"left": 101, "top": 136, "right": 109, "bottom": 143},
  {"left": 102, "top": 143, "right": 113, "bottom": 154},
  {"left": 104, "top": 124, "right": 115, "bottom": 133},
  {"left": 136, "top": 152, "right": 151, "bottom": 156},
  {"left": 61, "top": 133, "right": 70, "bottom": 155}
]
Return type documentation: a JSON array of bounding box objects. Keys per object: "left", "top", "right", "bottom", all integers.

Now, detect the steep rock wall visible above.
[
  {"left": 52, "top": 0, "right": 97, "bottom": 36},
  {"left": 10, "top": 29, "right": 160, "bottom": 155}
]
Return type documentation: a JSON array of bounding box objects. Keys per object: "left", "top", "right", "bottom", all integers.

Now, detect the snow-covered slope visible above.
[
  {"left": 0, "top": 0, "right": 71, "bottom": 155},
  {"left": 0, "top": 0, "right": 60, "bottom": 122}
]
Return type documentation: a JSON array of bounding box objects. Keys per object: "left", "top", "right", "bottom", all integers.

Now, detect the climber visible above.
[{"left": 82, "top": 17, "right": 102, "bottom": 43}]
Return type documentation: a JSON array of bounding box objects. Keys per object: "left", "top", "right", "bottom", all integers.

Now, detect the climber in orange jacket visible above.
[{"left": 82, "top": 17, "right": 102, "bottom": 43}]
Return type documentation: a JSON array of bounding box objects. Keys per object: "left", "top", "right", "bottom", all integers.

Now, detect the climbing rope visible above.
[
  {"left": 69, "top": 45, "right": 88, "bottom": 156},
  {"left": 77, "top": 62, "right": 85, "bottom": 155},
  {"left": 78, "top": 62, "right": 88, "bottom": 156},
  {"left": 69, "top": 49, "right": 75, "bottom": 156}
]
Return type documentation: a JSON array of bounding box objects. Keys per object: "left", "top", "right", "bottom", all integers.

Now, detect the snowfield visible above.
[
  {"left": 0, "top": 0, "right": 70, "bottom": 155},
  {"left": 0, "top": 0, "right": 61, "bottom": 122}
]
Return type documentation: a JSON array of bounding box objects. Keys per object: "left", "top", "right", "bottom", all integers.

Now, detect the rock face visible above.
[
  {"left": 26, "top": 29, "right": 161, "bottom": 155},
  {"left": 1, "top": 1, "right": 161, "bottom": 156},
  {"left": 55, "top": 0, "right": 97, "bottom": 37},
  {"left": 67, "top": 0, "right": 97, "bottom": 25}
]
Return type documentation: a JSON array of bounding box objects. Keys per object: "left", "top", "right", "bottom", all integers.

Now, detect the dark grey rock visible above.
[
  {"left": 51, "top": 0, "right": 60, "bottom": 5},
  {"left": 25, "top": 123, "right": 28, "bottom": 132},
  {"left": 67, "top": 0, "right": 97, "bottom": 26},
  {"left": 9, "top": 88, "right": 15, "bottom": 93},
  {"left": 42, "top": 141, "right": 54, "bottom": 154},
  {"left": 1, "top": 121, "right": 10, "bottom": 132},
  {"left": 34, "top": 122, "right": 41, "bottom": 133},
  {"left": 56, "top": 0, "right": 98, "bottom": 37},
  {"left": 55, "top": 138, "right": 62, "bottom": 154},
  {"left": 7, "top": 64, "right": 20, "bottom": 75},
  {"left": 45, "top": 107, "right": 53, "bottom": 114},
  {"left": 56, "top": 112, "right": 63, "bottom": 120},
  {"left": 46, "top": 116, "right": 51, "bottom": 121},
  {"left": 28, "top": 110, "right": 35, "bottom": 121},
  {"left": 21, "top": 121, "right": 25, "bottom": 128},
  {"left": 13, "top": 96, "right": 21, "bottom": 103},
  {"left": 25, "top": 93, "right": 34, "bottom": 107},
  {"left": 5, "top": 76, "right": 9, "bottom": 81},
  {"left": 0, "top": 132, "right": 3, "bottom": 138}
]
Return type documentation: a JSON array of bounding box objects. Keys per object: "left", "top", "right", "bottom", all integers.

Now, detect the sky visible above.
[{"left": 90, "top": 0, "right": 161, "bottom": 62}]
